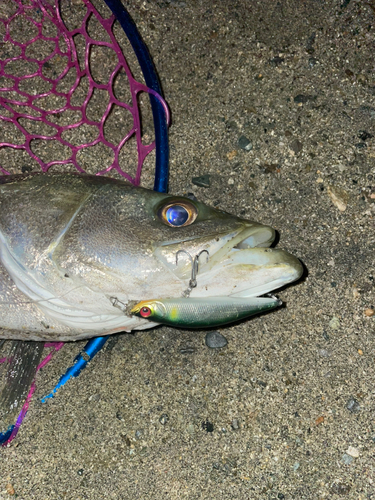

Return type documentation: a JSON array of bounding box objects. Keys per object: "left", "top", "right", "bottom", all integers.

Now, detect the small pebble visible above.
[
  {"left": 186, "top": 192, "right": 198, "bottom": 201},
  {"left": 187, "top": 423, "right": 195, "bottom": 435},
  {"left": 306, "top": 32, "right": 316, "bottom": 52},
  {"left": 315, "top": 416, "right": 324, "bottom": 425},
  {"left": 135, "top": 430, "right": 143, "bottom": 439},
  {"left": 318, "top": 348, "right": 330, "bottom": 357},
  {"left": 358, "top": 130, "right": 373, "bottom": 141},
  {"left": 364, "top": 308, "right": 374, "bottom": 317},
  {"left": 227, "top": 150, "right": 237, "bottom": 160},
  {"left": 6, "top": 484, "right": 15, "bottom": 495},
  {"left": 293, "top": 94, "right": 315, "bottom": 103},
  {"left": 352, "top": 286, "right": 360, "bottom": 299},
  {"left": 322, "top": 331, "right": 330, "bottom": 341},
  {"left": 225, "top": 120, "right": 238, "bottom": 132},
  {"left": 231, "top": 419, "right": 240, "bottom": 430},
  {"left": 180, "top": 346, "right": 196, "bottom": 354},
  {"left": 269, "top": 56, "right": 284, "bottom": 66},
  {"left": 331, "top": 482, "right": 351, "bottom": 495},
  {"left": 159, "top": 414, "right": 169, "bottom": 425},
  {"left": 293, "top": 462, "right": 300, "bottom": 471},
  {"left": 205, "top": 330, "right": 227, "bottom": 349},
  {"left": 202, "top": 420, "right": 214, "bottom": 432},
  {"left": 346, "top": 446, "right": 359, "bottom": 458},
  {"left": 238, "top": 135, "right": 253, "bottom": 151},
  {"left": 341, "top": 453, "right": 353, "bottom": 465},
  {"left": 327, "top": 185, "right": 348, "bottom": 212},
  {"left": 290, "top": 139, "right": 303, "bottom": 154},
  {"left": 192, "top": 174, "right": 211, "bottom": 188},
  {"left": 329, "top": 316, "right": 340, "bottom": 330},
  {"left": 358, "top": 349, "right": 363, "bottom": 355},
  {"left": 346, "top": 397, "right": 360, "bottom": 413}
]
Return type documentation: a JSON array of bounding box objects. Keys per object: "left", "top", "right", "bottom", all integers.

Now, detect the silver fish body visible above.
[{"left": 0, "top": 173, "right": 303, "bottom": 340}]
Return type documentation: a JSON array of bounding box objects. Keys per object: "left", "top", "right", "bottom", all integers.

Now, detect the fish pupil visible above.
[
  {"left": 140, "top": 307, "right": 151, "bottom": 317},
  {"left": 166, "top": 205, "right": 189, "bottom": 226}
]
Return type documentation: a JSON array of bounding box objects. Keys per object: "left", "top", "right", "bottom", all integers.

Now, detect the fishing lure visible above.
[{"left": 131, "top": 296, "right": 282, "bottom": 329}]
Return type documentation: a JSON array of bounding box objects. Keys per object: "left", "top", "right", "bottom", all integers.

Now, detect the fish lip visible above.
[
  {"left": 227, "top": 261, "right": 303, "bottom": 298},
  {"left": 157, "top": 222, "right": 275, "bottom": 248},
  {"left": 156, "top": 223, "right": 275, "bottom": 255},
  {"left": 201, "top": 224, "right": 276, "bottom": 269},
  {"left": 190, "top": 248, "right": 304, "bottom": 300},
  {"left": 233, "top": 227, "right": 275, "bottom": 250}
]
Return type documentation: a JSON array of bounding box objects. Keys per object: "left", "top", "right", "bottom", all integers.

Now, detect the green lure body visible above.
[{"left": 131, "top": 296, "right": 281, "bottom": 328}]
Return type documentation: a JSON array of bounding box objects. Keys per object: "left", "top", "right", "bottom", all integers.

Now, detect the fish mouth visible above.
[{"left": 154, "top": 223, "right": 303, "bottom": 300}]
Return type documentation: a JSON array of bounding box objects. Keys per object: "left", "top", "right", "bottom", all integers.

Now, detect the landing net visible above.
[{"left": 0, "top": 0, "right": 169, "bottom": 183}]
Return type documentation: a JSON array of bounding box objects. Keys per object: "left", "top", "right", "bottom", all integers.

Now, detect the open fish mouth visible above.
[{"left": 154, "top": 222, "right": 303, "bottom": 301}]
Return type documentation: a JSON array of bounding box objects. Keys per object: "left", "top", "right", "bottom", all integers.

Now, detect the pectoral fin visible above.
[{"left": 0, "top": 340, "right": 43, "bottom": 444}]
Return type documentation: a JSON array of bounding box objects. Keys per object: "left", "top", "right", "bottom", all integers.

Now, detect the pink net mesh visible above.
[{"left": 0, "top": 0, "right": 169, "bottom": 184}]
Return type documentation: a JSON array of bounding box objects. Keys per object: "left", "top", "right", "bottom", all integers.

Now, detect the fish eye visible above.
[
  {"left": 158, "top": 201, "right": 198, "bottom": 227},
  {"left": 140, "top": 307, "right": 152, "bottom": 317}
]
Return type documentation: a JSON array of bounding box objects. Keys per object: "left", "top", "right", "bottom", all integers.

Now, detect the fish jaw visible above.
[
  {"left": 194, "top": 247, "right": 303, "bottom": 298},
  {"left": 153, "top": 222, "right": 303, "bottom": 300}
]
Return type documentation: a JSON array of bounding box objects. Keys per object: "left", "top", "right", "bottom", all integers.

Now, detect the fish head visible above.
[
  {"left": 48, "top": 180, "right": 301, "bottom": 303},
  {"left": 146, "top": 193, "right": 303, "bottom": 299}
]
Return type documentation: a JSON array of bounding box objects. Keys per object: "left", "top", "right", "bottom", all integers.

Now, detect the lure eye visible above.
[
  {"left": 158, "top": 201, "right": 198, "bottom": 227},
  {"left": 140, "top": 306, "right": 152, "bottom": 318}
]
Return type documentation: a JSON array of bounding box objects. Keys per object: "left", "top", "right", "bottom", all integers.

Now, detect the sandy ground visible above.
[{"left": 1, "top": 0, "right": 375, "bottom": 498}]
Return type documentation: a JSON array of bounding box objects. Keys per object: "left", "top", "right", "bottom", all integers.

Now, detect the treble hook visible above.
[{"left": 176, "top": 249, "right": 209, "bottom": 296}]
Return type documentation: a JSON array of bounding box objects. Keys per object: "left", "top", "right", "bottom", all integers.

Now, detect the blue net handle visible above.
[{"left": 105, "top": 0, "right": 169, "bottom": 193}]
